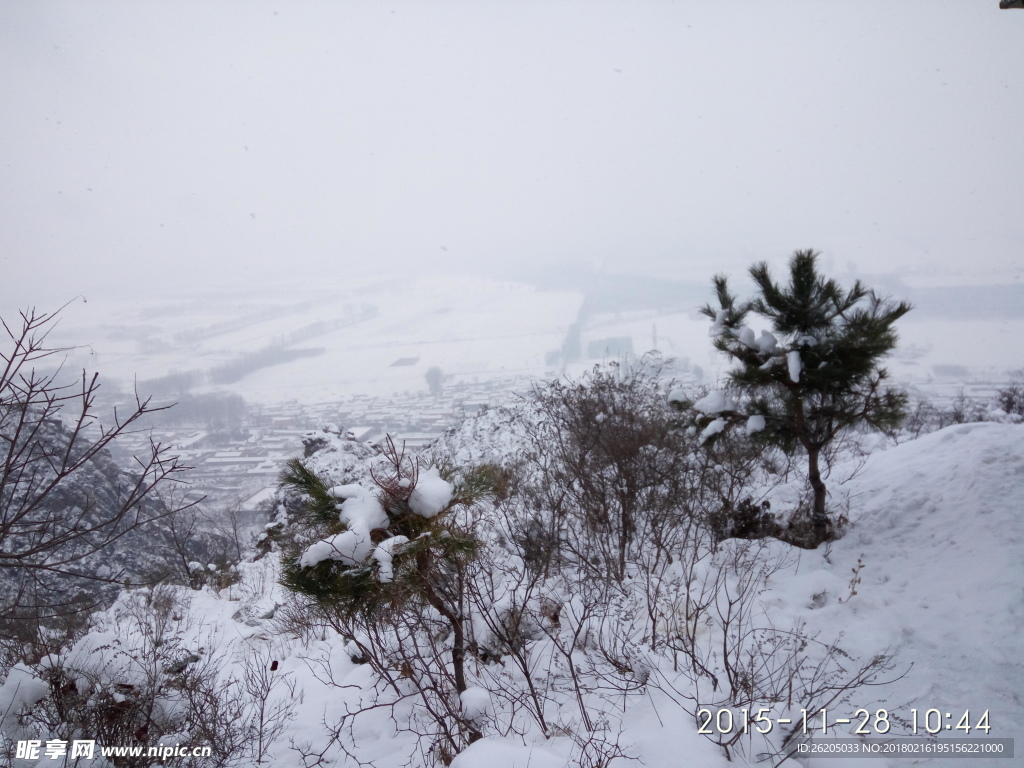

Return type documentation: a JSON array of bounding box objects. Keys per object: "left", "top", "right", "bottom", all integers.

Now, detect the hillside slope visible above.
[
  {"left": 4, "top": 422, "right": 1020, "bottom": 767},
  {"left": 819, "top": 422, "right": 1024, "bottom": 766},
  {"left": 445, "top": 421, "right": 1024, "bottom": 768}
]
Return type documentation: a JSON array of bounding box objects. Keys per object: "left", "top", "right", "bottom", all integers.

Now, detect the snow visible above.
[
  {"left": 408, "top": 466, "right": 454, "bottom": 518},
  {"left": 241, "top": 485, "right": 279, "bottom": 511},
  {"left": 0, "top": 664, "right": 49, "bottom": 738},
  {"left": 667, "top": 387, "right": 687, "bottom": 404},
  {"left": 8, "top": 407, "right": 1023, "bottom": 768},
  {"left": 708, "top": 308, "right": 729, "bottom": 336},
  {"left": 745, "top": 414, "right": 766, "bottom": 434},
  {"left": 835, "top": 423, "right": 1024, "bottom": 752},
  {"left": 751, "top": 422, "right": 1024, "bottom": 767},
  {"left": 787, "top": 349, "right": 802, "bottom": 382},
  {"left": 459, "top": 686, "right": 492, "bottom": 719},
  {"left": 372, "top": 535, "right": 410, "bottom": 583},
  {"left": 450, "top": 738, "right": 566, "bottom": 768},
  {"left": 336, "top": 487, "right": 389, "bottom": 531},
  {"left": 756, "top": 329, "right": 779, "bottom": 354},
  {"left": 328, "top": 483, "right": 364, "bottom": 499},
  {"left": 58, "top": 630, "right": 146, "bottom": 690},
  {"left": 450, "top": 418, "right": 1023, "bottom": 767},
  {"left": 299, "top": 524, "right": 372, "bottom": 568},
  {"left": 691, "top": 389, "right": 735, "bottom": 415},
  {"left": 699, "top": 417, "right": 727, "bottom": 443},
  {"left": 737, "top": 325, "right": 757, "bottom": 349}
]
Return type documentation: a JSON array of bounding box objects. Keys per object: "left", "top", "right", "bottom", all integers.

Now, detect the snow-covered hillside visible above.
[
  {"left": 824, "top": 423, "right": 1024, "bottom": 764},
  {"left": 4, "top": 420, "right": 1021, "bottom": 768}
]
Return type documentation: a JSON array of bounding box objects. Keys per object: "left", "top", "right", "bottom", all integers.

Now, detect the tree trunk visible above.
[
  {"left": 806, "top": 444, "right": 830, "bottom": 544},
  {"left": 791, "top": 399, "right": 832, "bottom": 548},
  {"left": 418, "top": 553, "right": 482, "bottom": 744}
]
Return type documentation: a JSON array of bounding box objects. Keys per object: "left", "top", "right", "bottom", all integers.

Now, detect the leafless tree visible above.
[{"left": 0, "top": 306, "right": 196, "bottom": 634}]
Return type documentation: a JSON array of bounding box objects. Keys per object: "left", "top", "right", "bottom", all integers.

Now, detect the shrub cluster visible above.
[{"left": 272, "top": 360, "right": 901, "bottom": 766}]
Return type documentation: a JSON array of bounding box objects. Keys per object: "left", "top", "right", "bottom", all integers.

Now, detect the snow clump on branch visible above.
[
  {"left": 408, "top": 466, "right": 454, "bottom": 518},
  {"left": 298, "top": 467, "right": 453, "bottom": 572}
]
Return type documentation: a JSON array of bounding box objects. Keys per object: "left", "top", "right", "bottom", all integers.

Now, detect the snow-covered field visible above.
[
  {"left": 28, "top": 276, "right": 584, "bottom": 404},
  {"left": 15, "top": 273, "right": 1020, "bottom": 408}
]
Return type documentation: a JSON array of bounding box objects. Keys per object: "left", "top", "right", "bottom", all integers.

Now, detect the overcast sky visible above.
[{"left": 2, "top": 1, "right": 1022, "bottom": 305}]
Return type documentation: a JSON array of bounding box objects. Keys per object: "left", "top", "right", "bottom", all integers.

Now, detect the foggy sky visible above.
[{"left": 2, "top": 1, "right": 1022, "bottom": 306}]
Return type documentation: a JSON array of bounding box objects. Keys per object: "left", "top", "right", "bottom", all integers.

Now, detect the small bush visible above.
[
  {"left": 1, "top": 586, "right": 294, "bottom": 767},
  {"left": 996, "top": 373, "right": 1024, "bottom": 417}
]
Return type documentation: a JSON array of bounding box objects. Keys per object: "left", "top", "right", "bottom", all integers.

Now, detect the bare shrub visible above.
[
  {"left": 1, "top": 586, "right": 294, "bottom": 767},
  {"left": 995, "top": 372, "right": 1024, "bottom": 417},
  {"left": 514, "top": 358, "right": 695, "bottom": 583},
  {"left": 898, "top": 389, "right": 997, "bottom": 441},
  {"left": 647, "top": 537, "right": 903, "bottom": 764}
]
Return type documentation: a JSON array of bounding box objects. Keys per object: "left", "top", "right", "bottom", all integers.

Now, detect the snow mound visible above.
[
  {"left": 699, "top": 417, "right": 726, "bottom": 443},
  {"left": 0, "top": 664, "right": 49, "bottom": 738},
  {"left": 786, "top": 349, "right": 801, "bottom": 383},
  {"left": 745, "top": 414, "right": 766, "bottom": 434},
  {"left": 666, "top": 387, "right": 687, "bottom": 404},
  {"left": 408, "top": 466, "right": 453, "bottom": 518},
  {"left": 450, "top": 738, "right": 566, "bottom": 768},
  {"left": 459, "top": 686, "right": 492, "bottom": 719}
]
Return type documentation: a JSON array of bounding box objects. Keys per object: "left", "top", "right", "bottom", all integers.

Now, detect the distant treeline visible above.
[
  {"left": 209, "top": 346, "right": 324, "bottom": 384},
  {"left": 139, "top": 369, "right": 204, "bottom": 396},
  {"left": 172, "top": 301, "right": 316, "bottom": 345},
  {"left": 148, "top": 392, "right": 247, "bottom": 430},
  {"left": 140, "top": 305, "right": 377, "bottom": 396},
  {"left": 140, "top": 343, "right": 327, "bottom": 396},
  {"left": 270, "top": 305, "right": 377, "bottom": 347}
]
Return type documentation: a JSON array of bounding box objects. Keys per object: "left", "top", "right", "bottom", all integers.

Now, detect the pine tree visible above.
[
  {"left": 687, "top": 250, "right": 910, "bottom": 547},
  {"left": 277, "top": 437, "right": 491, "bottom": 752}
]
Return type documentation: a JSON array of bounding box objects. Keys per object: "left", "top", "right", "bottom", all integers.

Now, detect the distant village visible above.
[
  {"left": 104, "top": 351, "right": 1008, "bottom": 539},
  {"left": 109, "top": 376, "right": 541, "bottom": 527}
]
